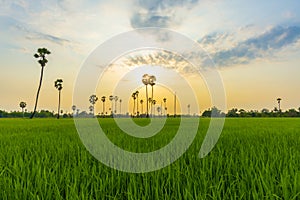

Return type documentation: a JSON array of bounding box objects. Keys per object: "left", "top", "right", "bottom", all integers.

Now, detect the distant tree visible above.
[
  {"left": 187, "top": 104, "right": 191, "bottom": 116},
  {"left": 89, "top": 95, "right": 98, "bottom": 116},
  {"left": 142, "top": 74, "right": 150, "bottom": 117},
  {"left": 54, "top": 79, "right": 63, "bottom": 119},
  {"left": 157, "top": 106, "right": 161, "bottom": 117},
  {"left": 261, "top": 108, "right": 270, "bottom": 117},
  {"left": 227, "top": 108, "right": 239, "bottom": 117},
  {"left": 135, "top": 91, "right": 139, "bottom": 116},
  {"left": 114, "top": 96, "right": 119, "bottom": 114},
  {"left": 109, "top": 95, "right": 114, "bottom": 115},
  {"left": 19, "top": 101, "right": 27, "bottom": 118},
  {"left": 89, "top": 105, "right": 94, "bottom": 115},
  {"left": 163, "top": 98, "right": 167, "bottom": 116},
  {"left": 72, "top": 105, "right": 76, "bottom": 116},
  {"left": 101, "top": 96, "right": 106, "bottom": 116},
  {"left": 140, "top": 99, "right": 144, "bottom": 115},
  {"left": 152, "top": 99, "right": 156, "bottom": 116},
  {"left": 30, "top": 48, "right": 51, "bottom": 119},
  {"left": 277, "top": 98, "right": 282, "bottom": 112},
  {"left": 132, "top": 92, "right": 137, "bottom": 116},
  {"left": 119, "top": 99, "right": 122, "bottom": 115}
]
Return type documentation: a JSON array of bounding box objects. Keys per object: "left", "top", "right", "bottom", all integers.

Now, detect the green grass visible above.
[{"left": 0, "top": 118, "right": 300, "bottom": 199}]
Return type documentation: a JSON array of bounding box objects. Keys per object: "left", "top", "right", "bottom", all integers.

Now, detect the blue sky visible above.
[{"left": 0, "top": 0, "right": 300, "bottom": 113}]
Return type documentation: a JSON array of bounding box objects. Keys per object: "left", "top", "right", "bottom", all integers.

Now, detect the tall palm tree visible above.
[
  {"left": 148, "top": 97, "right": 152, "bottom": 116},
  {"left": 163, "top": 98, "right": 167, "bottom": 116},
  {"left": 135, "top": 91, "right": 139, "bottom": 116},
  {"left": 149, "top": 75, "right": 156, "bottom": 116},
  {"left": 72, "top": 105, "right": 76, "bottom": 117},
  {"left": 140, "top": 99, "right": 144, "bottom": 115},
  {"left": 54, "top": 79, "right": 63, "bottom": 119},
  {"left": 101, "top": 96, "right": 106, "bottom": 116},
  {"left": 19, "top": 101, "right": 27, "bottom": 118},
  {"left": 89, "top": 94, "right": 98, "bottom": 117},
  {"left": 132, "top": 92, "right": 137, "bottom": 116},
  {"left": 109, "top": 95, "right": 114, "bottom": 115},
  {"left": 30, "top": 48, "right": 51, "bottom": 119},
  {"left": 114, "top": 96, "right": 118, "bottom": 114},
  {"left": 277, "top": 98, "right": 282, "bottom": 112},
  {"left": 142, "top": 74, "right": 150, "bottom": 117}
]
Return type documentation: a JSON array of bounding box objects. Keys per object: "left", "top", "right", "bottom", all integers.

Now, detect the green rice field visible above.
[{"left": 0, "top": 118, "right": 299, "bottom": 199}]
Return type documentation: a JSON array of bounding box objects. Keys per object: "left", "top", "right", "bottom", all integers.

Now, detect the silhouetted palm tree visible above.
[
  {"left": 109, "top": 95, "right": 114, "bottom": 115},
  {"left": 89, "top": 94, "right": 98, "bottom": 116},
  {"left": 149, "top": 75, "right": 156, "bottom": 116},
  {"left": 140, "top": 99, "right": 144, "bottom": 115},
  {"left": 89, "top": 105, "right": 94, "bottom": 115},
  {"left": 101, "top": 96, "right": 106, "bottom": 116},
  {"left": 114, "top": 96, "right": 118, "bottom": 114},
  {"left": 132, "top": 92, "right": 137, "bottom": 116},
  {"left": 277, "top": 98, "right": 282, "bottom": 112},
  {"left": 72, "top": 105, "right": 76, "bottom": 117},
  {"left": 54, "top": 79, "right": 63, "bottom": 119},
  {"left": 142, "top": 74, "right": 150, "bottom": 117},
  {"left": 119, "top": 99, "right": 122, "bottom": 114},
  {"left": 19, "top": 101, "right": 26, "bottom": 118},
  {"left": 135, "top": 91, "right": 139, "bottom": 116},
  {"left": 30, "top": 48, "right": 51, "bottom": 119},
  {"left": 163, "top": 98, "right": 167, "bottom": 116},
  {"left": 152, "top": 99, "right": 156, "bottom": 117}
]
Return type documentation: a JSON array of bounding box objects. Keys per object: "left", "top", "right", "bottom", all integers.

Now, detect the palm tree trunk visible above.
[
  {"left": 136, "top": 95, "right": 139, "bottom": 116},
  {"left": 151, "top": 85, "right": 154, "bottom": 117},
  {"left": 22, "top": 108, "right": 24, "bottom": 118},
  {"left": 103, "top": 102, "right": 105, "bottom": 116},
  {"left": 57, "top": 90, "right": 61, "bottom": 119},
  {"left": 146, "top": 85, "right": 149, "bottom": 118},
  {"left": 30, "top": 66, "right": 44, "bottom": 119},
  {"left": 133, "top": 100, "right": 135, "bottom": 117},
  {"left": 141, "top": 102, "right": 143, "bottom": 115}
]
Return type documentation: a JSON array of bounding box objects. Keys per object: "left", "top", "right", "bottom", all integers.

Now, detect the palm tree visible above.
[
  {"left": 54, "top": 79, "right": 63, "bottom": 119},
  {"left": 119, "top": 99, "right": 122, "bottom": 115},
  {"left": 157, "top": 106, "right": 161, "bottom": 117},
  {"left": 140, "top": 99, "right": 144, "bottom": 115},
  {"left": 30, "top": 48, "right": 51, "bottom": 119},
  {"left": 149, "top": 75, "right": 156, "bottom": 116},
  {"left": 277, "top": 98, "right": 282, "bottom": 112},
  {"left": 72, "top": 105, "right": 76, "bottom": 117},
  {"left": 152, "top": 99, "right": 156, "bottom": 117},
  {"left": 89, "top": 94, "right": 98, "bottom": 117},
  {"left": 135, "top": 91, "right": 139, "bottom": 116},
  {"left": 19, "top": 101, "right": 27, "bottom": 118},
  {"left": 187, "top": 104, "right": 191, "bottom": 116},
  {"left": 163, "top": 98, "right": 167, "bottom": 116},
  {"left": 132, "top": 92, "right": 137, "bottom": 116},
  {"left": 142, "top": 74, "right": 150, "bottom": 117},
  {"left": 114, "top": 96, "right": 118, "bottom": 114},
  {"left": 89, "top": 105, "right": 94, "bottom": 115},
  {"left": 101, "top": 96, "right": 106, "bottom": 116},
  {"left": 109, "top": 95, "right": 114, "bottom": 115},
  {"left": 148, "top": 97, "right": 152, "bottom": 116}
]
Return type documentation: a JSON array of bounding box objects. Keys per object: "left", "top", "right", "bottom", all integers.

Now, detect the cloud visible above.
[
  {"left": 130, "top": 0, "right": 199, "bottom": 28},
  {"left": 199, "top": 26, "right": 300, "bottom": 67}
]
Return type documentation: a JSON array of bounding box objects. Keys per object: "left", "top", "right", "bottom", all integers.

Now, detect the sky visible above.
[{"left": 0, "top": 0, "right": 300, "bottom": 114}]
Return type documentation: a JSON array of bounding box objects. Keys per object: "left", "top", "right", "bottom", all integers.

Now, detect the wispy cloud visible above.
[
  {"left": 199, "top": 26, "right": 300, "bottom": 67},
  {"left": 130, "top": 0, "right": 199, "bottom": 28}
]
